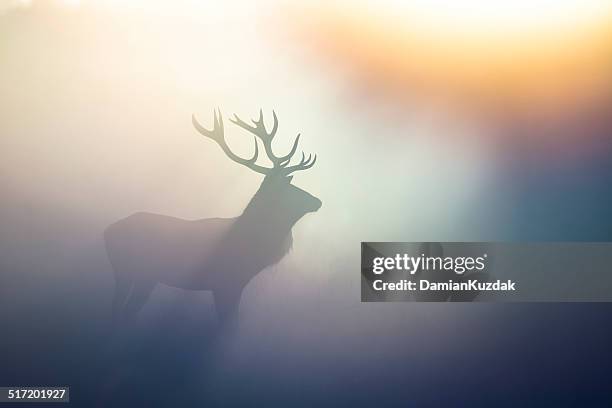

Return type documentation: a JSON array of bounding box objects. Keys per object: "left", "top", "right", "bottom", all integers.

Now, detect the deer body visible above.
[{"left": 106, "top": 109, "right": 320, "bottom": 325}]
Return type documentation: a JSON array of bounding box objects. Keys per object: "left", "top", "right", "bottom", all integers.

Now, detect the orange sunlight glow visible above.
[{"left": 290, "top": 1, "right": 612, "bottom": 115}]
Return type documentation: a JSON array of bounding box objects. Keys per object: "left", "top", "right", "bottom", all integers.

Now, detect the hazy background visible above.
[{"left": 1, "top": 1, "right": 612, "bottom": 406}]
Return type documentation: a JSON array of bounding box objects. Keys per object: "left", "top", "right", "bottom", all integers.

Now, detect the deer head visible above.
[{"left": 192, "top": 109, "right": 321, "bottom": 222}]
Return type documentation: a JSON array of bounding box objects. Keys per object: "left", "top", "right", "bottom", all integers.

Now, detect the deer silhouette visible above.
[{"left": 105, "top": 109, "right": 321, "bottom": 326}]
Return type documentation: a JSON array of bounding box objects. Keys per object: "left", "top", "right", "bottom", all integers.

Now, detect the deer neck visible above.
[
  {"left": 237, "top": 192, "right": 301, "bottom": 240},
  {"left": 239, "top": 204, "right": 299, "bottom": 237}
]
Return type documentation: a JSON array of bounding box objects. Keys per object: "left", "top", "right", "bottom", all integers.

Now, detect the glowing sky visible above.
[
  {"left": 275, "top": 0, "right": 612, "bottom": 160},
  {"left": 291, "top": 0, "right": 612, "bottom": 110}
]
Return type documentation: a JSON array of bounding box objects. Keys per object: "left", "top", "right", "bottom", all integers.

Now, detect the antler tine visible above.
[
  {"left": 232, "top": 112, "right": 269, "bottom": 140},
  {"left": 248, "top": 109, "right": 279, "bottom": 140},
  {"left": 230, "top": 110, "right": 299, "bottom": 168},
  {"left": 269, "top": 110, "right": 279, "bottom": 140},
  {"left": 193, "top": 110, "right": 270, "bottom": 175},
  {"left": 281, "top": 152, "right": 317, "bottom": 175},
  {"left": 247, "top": 136, "right": 259, "bottom": 163},
  {"left": 252, "top": 109, "right": 264, "bottom": 127},
  {"left": 278, "top": 134, "right": 301, "bottom": 167},
  {"left": 192, "top": 113, "right": 217, "bottom": 140},
  {"left": 216, "top": 107, "right": 224, "bottom": 134}
]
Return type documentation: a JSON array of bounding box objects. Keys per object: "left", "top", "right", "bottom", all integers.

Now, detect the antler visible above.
[
  {"left": 193, "top": 109, "right": 316, "bottom": 176},
  {"left": 278, "top": 151, "right": 317, "bottom": 175},
  {"left": 192, "top": 108, "right": 270, "bottom": 175},
  {"left": 231, "top": 109, "right": 317, "bottom": 174}
]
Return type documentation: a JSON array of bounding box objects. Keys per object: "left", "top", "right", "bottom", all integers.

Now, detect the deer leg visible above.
[
  {"left": 123, "top": 279, "right": 156, "bottom": 320},
  {"left": 112, "top": 272, "right": 133, "bottom": 323},
  {"left": 213, "top": 287, "right": 243, "bottom": 329}
]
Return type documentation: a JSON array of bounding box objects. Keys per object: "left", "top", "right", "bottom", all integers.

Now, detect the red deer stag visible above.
[{"left": 105, "top": 109, "right": 320, "bottom": 325}]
